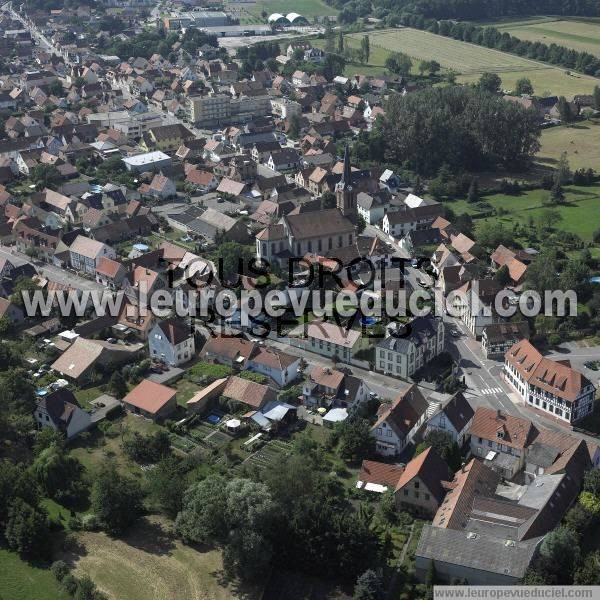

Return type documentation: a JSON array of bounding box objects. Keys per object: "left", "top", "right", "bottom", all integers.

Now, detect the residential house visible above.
[
  {"left": 302, "top": 366, "right": 369, "bottom": 410},
  {"left": 141, "top": 123, "right": 196, "bottom": 153},
  {"left": 266, "top": 148, "right": 300, "bottom": 173},
  {"left": 426, "top": 392, "right": 475, "bottom": 446},
  {"left": 69, "top": 235, "right": 116, "bottom": 275},
  {"left": 451, "top": 279, "right": 504, "bottom": 338},
  {"left": 246, "top": 346, "right": 300, "bottom": 387},
  {"left": 221, "top": 375, "right": 277, "bottom": 411},
  {"left": 122, "top": 379, "right": 177, "bottom": 420},
  {"left": 305, "top": 321, "right": 362, "bottom": 364},
  {"left": 490, "top": 245, "right": 534, "bottom": 287},
  {"left": 371, "top": 384, "right": 429, "bottom": 457},
  {"left": 95, "top": 257, "right": 126, "bottom": 290},
  {"left": 469, "top": 407, "right": 535, "bottom": 479},
  {"left": 504, "top": 339, "right": 596, "bottom": 423},
  {"left": 148, "top": 318, "right": 195, "bottom": 367},
  {"left": 34, "top": 388, "right": 90, "bottom": 439},
  {"left": 481, "top": 322, "right": 530, "bottom": 359},
  {"left": 185, "top": 168, "right": 219, "bottom": 193},
  {"left": 357, "top": 191, "right": 388, "bottom": 225},
  {"left": 141, "top": 173, "right": 176, "bottom": 200},
  {"left": 375, "top": 316, "right": 444, "bottom": 379},
  {"left": 0, "top": 296, "right": 25, "bottom": 325},
  {"left": 394, "top": 448, "right": 451, "bottom": 516}
]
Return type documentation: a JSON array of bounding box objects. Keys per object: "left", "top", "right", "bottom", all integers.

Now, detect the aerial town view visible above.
[{"left": 1, "top": 0, "right": 600, "bottom": 598}]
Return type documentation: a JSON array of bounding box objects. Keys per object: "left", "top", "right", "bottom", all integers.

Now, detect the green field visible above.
[
  {"left": 227, "top": 0, "right": 336, "bottom": 24},
  {"left": 451, "top": 184, "right": 600, "bottom": 243},
  {"left": 0, "top": 549, "right": 71, "bottom": 600},
  {"left": 537, "top": 120, "right": 600, "bottom": 170},
  {"left": 345, "top": 28, "right": 600, "bottom": 97},
  {"left": 491, "top": 18, "right": 600, "bottom": 58}
]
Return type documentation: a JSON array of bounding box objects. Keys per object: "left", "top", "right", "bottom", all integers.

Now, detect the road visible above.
[{"left": 0, "top": 246, "right": 103, "bottom": 292}]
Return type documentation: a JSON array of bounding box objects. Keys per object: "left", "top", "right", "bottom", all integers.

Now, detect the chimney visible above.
[{"left": 496, "top": 409, "right": 502, "bottom": 420}]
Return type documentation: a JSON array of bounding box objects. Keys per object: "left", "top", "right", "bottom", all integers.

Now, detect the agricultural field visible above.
[
  {"left": 450, "top": 184, "right": 600, "bottom": 243},
  {"left": 344, "top": 28, "right": 600, "bottom": 97},
  {"left": 537, "top": 120, "right": 600, "bottom": 170},
  {"left": 0, "top": 549, "right": 71, "bottom": 600},
  {"left": 491, "top": 18, "right": 600, "bottom": 58},
  {"left": 59, "top": 516, "right": 260, "bottom": 600}
]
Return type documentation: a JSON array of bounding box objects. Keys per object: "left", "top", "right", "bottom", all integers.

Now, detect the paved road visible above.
[{"left": 0, "top": 246, "right": 103, "bottom": 292}]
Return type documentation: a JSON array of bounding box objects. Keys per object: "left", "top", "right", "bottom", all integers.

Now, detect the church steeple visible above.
[{"left": 336, "top": 144, "right": 357, "bottom": 220}]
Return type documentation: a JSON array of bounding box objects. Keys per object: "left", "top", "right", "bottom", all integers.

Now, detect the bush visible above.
[
  {"left": 51, "top": 560, "right": 70, "bottom": 582},
  {"left": 62, "top": 574, "right": 79, "bottom": 596}
]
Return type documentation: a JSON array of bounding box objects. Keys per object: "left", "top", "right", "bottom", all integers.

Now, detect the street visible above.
[{"left": 0, "top": 246, "right": 104, "bottom": 292}]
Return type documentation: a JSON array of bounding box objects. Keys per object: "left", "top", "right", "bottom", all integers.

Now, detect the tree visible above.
[
  {"left": 593, "top": 85, "right": 600, "bottom": 110},
  {"left": 550, "top": 179, "right": 565, "bottom": 204},
  {"left": 515, "top": 77, "right": 534, "bottom": 95},
  {"left": 494, "top": 264, "right": 511, "bottom": 286},
  {"left": 321, "top": 190, "right": 336, "bottom": 209},
  {"left": 478, "top": 72, "right": 502, "bottom": 94},
  {"left": 337, "top": 418, "right": 375, "bottom": 462},
  {"left": 357, "top": 215, "right": 367, "bottom": 234},
  {"left": 175, "top": 474, "right": 228, "bottom": 544},
  {"left": 574, "top": 552, "right": 600, "bottom": 584},
  {"left": 5, "top": 499, "right": 51, "bottom": 559},
  {"left": 287, "top": 113, "right": 302, "bottom": 140},
  {"left": 10, "top": 276, "right": 41, "bottom": 310},
  {"left": 148, "top": 456, "right": 187, "bottom": 519},
  {"left": 579, "top": 491, "right": 600, "bottom": 517},
  {"left": 415, "top": 430, "right": 461, "bottom": 472},
  {"left": 467, "top": 177, "right": 480, "bottom": 203},
  {"left": 413, "top": 175, "right": 423, "bottom": 195},
  {"left": 557, "top": 96, "right": 575, "bottom": 122},
  {"left": 385, "top": 52, "right": 412, "bottom": 76},
  {"left": 74, "top": 575, "right": 106, "bottom": 600},
  {"left": 48, "top": 80, "right": 64, "bottom": 96},
  {"left": 563, "top": 502, "right": 594, "bottom": 539},
  {"left": 360, "top": 35, "right": 370, "bottom": 63},
  {"left": 353, "top": 569, "right": 384, "bottom": 600},
  {"left": 91, "top": 465, "right": 144, "bottom": 534},
  {"left": 30, "top": 163, "right": 62, "bottom": 190},
  {"left": 538, "top": 527, "right": 580, "bottom": 584},
  {"left": 337, "top": 29, "right": 344, "bottom": 54},
  {"left": 555, "top": 151, "right": 572, "bottom": 184},
  {"left": 108, "top": 371, "right": 128, "bottom": 399},
  {"left": 122, "top": 430, "right": 171, "bottom": 464},
  {"left": 33, "top": 443, "right": 86, "bottom": 503},
  {"left": 583, "top": 469, "right": 600, "bottom": 496}
]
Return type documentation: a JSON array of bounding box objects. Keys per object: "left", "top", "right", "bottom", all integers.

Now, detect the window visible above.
[
  {"left": 414, "top": 491, "right": 419, "bottom": 499},
  {"left": 414, "top": 481, "right": 420, "bottom": 489},
  {"left": 376, "top": 427, "right": 382, "bottom": 436},
  {"left": 403, "top": 489, "right": 408, "bottom": 497},
  {"left": 425, "top": 493, "right": 430, "bottom": 501},
  {"left": 386, "top": 430, "right": 392, "bottom": 438}
]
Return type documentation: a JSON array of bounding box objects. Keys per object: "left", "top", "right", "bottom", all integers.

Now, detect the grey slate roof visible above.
[
  {"left": 377, "top": 315, "right": 441, "bottom": 353},
  {"left": 416, "top": 524, "right": 539, "bottom": 580}
]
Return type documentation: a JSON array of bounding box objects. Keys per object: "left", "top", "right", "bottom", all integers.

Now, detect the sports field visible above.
[
  {"left": 345, "top": 28, "right": 600, "bottom": 97},
  {"left": 226, "top": 0, "right": 336, "bottom": 24},
  {"left": 493, "top": 18, "right": 600, "bottom": 58}
]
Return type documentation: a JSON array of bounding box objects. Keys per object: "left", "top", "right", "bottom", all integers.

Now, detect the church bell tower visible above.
[{"left": 335, "top": 144, "right": 357, "bottom": 220}]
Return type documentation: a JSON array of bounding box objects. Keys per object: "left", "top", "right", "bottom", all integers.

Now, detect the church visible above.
[{"left": 256, "top": 146, "right": 360, "bottom": 266}]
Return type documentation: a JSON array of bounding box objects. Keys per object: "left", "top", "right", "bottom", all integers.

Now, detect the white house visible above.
[
  {"left": 247, "top": 346, "right": 300, "bottom": 387},
  {"left": 35, "top": 389, "right": 90, "bottom": 439},
  {"left": 148, "top": 319, "right": 195, "bottom": 367},
  {"left": 426, "top": 392, "right": 474, "bottom": 446}
]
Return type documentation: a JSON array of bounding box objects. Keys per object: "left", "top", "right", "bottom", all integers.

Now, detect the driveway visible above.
[{"left": 89, "top": 394, "right": 120, "bottom": 423}]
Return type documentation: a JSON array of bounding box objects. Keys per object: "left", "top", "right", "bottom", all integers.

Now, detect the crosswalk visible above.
[{"left": 479, "top": 387, "right": 503, "bottom": 395}]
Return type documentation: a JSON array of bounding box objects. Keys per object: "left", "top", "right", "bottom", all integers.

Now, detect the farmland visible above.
[
  {"left": 343, "top": 28, "right": 600, "bottom": 97},
  {"left": 537, "top": 120, "right": 600, "bottom": 171},
  {"left": 491, "top": 18, "right": 600, "bottom": 58},
  {"left": 60, "top": 516, "right": 259, "bottom": 600}
]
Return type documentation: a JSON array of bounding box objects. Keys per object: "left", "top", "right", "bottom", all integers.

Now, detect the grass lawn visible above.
[
  {"left": 449, "top": 184, "right": 600, "bottom": 243},
  {"left": 0, "top": 548, "right": 71, "bottom": 600},
  {"left": 73, "top": 383, "right": 107, "bottom": 410},
  {"left": 59, "top": 516, "right": 260, "bottom": 600},
  {"left": 537, "top": 120, "right": 600, "bottom": 171},
  {"left": 344, "top": 27, "right": 600, "bottom": 97},
  {"left": 491, "top": 18, "right": 600, "bottom": 57}
]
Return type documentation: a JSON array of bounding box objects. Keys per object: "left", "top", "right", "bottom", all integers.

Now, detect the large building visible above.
[
  {"left": 504, "top": 339, "right": 596, "bottom": 423},
  {"left": 187, "top": 92, "right": 271, "bottom": 127}
]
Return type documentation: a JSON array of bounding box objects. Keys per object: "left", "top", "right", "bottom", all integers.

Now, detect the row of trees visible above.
[{"left": 373, "top": 0, "right": 600, "bottom": 21}]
